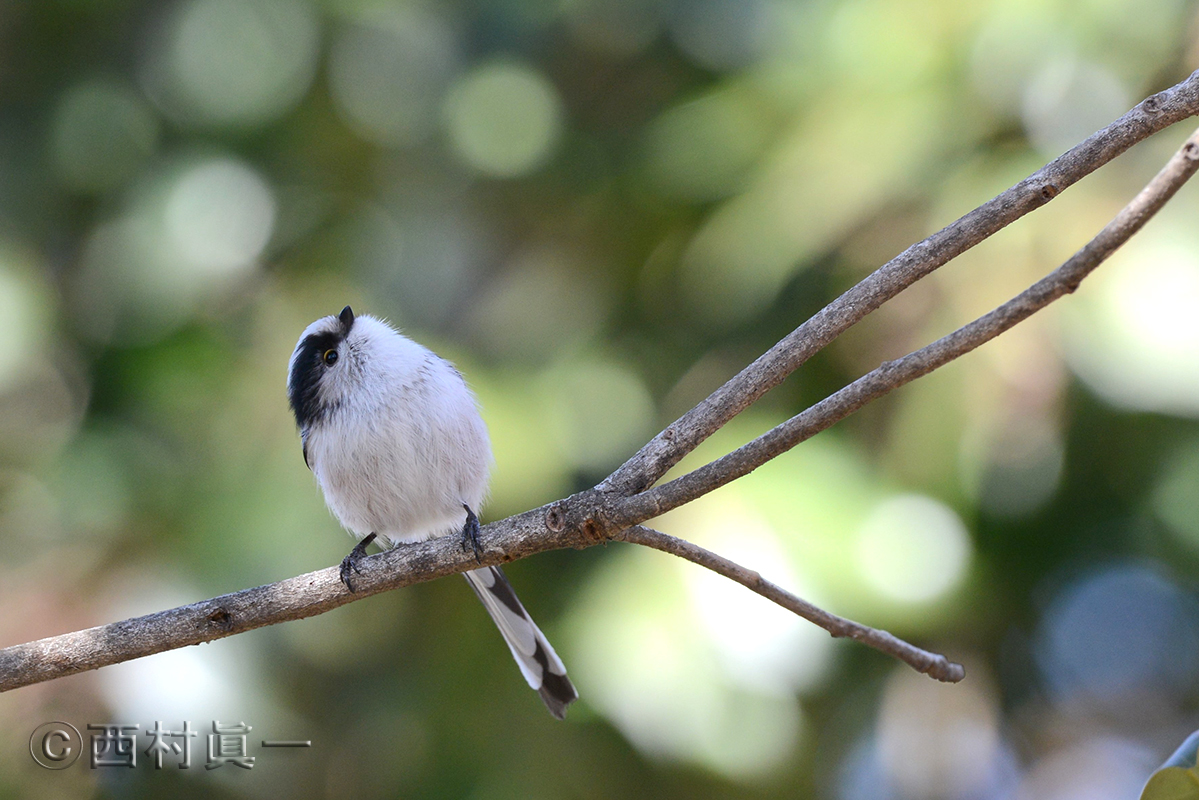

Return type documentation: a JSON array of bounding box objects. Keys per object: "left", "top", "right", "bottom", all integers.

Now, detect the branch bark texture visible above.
[{"left": 3, "top": 74, "right": 1199, "bottom": 696}]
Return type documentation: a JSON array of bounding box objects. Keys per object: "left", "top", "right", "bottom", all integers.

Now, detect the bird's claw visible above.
[
  {"left": 340, "top": 533, "right": 377, "bottom": 593},
  {"left": 461, "top": 505, "right": 482, "bottom": 563}
]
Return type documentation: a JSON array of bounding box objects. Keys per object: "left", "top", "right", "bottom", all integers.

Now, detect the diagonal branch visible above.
[
  {"left": 601, "top": 68, "right": 1199, "bottom": 497},
  {"left": 616, "top": 526, "right": 964, "bottom": 681},
  {"left": 2, "top": 89, "right": 1197, "bottom": 698},
  {"left": 617, "top": 124, "right": 1199, "bottom": 525}
]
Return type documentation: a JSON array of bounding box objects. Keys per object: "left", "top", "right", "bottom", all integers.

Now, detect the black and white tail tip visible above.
[{"left": 463, "top": 566, "right": 578, "bottom": 719}]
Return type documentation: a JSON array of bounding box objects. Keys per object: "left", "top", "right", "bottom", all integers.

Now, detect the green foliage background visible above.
[{"left": 1, "top": 0, "right": 1199, "bottom": 797}]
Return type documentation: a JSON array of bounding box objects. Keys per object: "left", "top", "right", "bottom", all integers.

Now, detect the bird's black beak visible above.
[{"left": 339, "top": 305, "right": 355, "bottom": 333}]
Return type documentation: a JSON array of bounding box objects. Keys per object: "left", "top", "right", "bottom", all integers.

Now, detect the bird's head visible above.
[{"left": 287, "top": 305, "right": 362, "bottom": 429}]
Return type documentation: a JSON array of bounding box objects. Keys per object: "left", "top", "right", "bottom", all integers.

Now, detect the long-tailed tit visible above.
[{"left": 287, "top": 306, "right": 577, "bottom": 719}]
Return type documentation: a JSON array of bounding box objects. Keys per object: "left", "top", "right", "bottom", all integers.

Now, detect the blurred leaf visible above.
[{"left": 1141, "top": 767, "right": 1199, "bottom": 800}]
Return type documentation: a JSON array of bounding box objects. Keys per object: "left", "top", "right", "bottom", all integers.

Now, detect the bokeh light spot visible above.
[
  {"left": 142, "top": 0, "right": 319, "bottom": 128},
  {"left": 73, "top": 156, "right": 273, "bottom": 344},
  {"left": 1062, "top": 227, "right": 1199, "bottom": 415},
  {"left": 683, "top": 497, "right": 835, "bottom": 694},
  {"left": 443, "top": 61, "right": 564, "bottom": 178},
  {"left": 1036, "top": 564, "right": 1199, "bottom": 705},
  {"left": 567, "top": 542, "right": 803, "bottom": 780},
  {"left": 876, "top": 666, "right": 1006, "bottom": 799},
  {"left": 165, "top": 159, "right": 277, "bottom": 273},
  {"left": 329, "top": 7, "right": 461, "bottom": 147},
  {"left": 855, "top": 494, "right": 971, "bottom": 603}
]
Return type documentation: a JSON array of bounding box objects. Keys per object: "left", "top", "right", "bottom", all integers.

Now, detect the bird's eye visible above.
[{"left": 323, "top": 349, "right": 339, "bottom": 366}]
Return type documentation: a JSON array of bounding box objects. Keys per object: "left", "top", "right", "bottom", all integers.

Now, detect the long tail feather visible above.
[{"left": 463, "top": 566, "right": 578, "bottom": 719}]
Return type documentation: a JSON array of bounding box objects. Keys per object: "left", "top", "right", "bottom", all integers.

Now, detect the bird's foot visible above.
[
  {"left": 461, "top": 505, "right": 482, "bottom": 563},
  {"left": 340, "top": 533, "right": 377, "bottom": 593}
]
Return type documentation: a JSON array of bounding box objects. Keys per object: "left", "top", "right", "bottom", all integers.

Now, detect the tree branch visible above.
[
  {"left": 616, "top": 526, "right": 965, "bottom": 682},
  {"left": 0, "top": 505, "right": 584, "bottom": 692},
  {"left": 600, "top": 68, "right": 1199, "bottom": 497},
  {"left": 3, "top": 85, "right": 1198, "bottom": 697},
  {"left": 617, "top": 123, "right": 1199, "bottom": 524}
]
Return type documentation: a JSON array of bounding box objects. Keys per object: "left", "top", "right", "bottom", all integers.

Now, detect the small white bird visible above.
[{"left": 287, "top": 306, "right": 577, "bottom": 719}]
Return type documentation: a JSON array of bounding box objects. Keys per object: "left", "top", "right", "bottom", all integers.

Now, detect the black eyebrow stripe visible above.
[{"left": 300, "top": 330, "right": 344, "bottom": 353}]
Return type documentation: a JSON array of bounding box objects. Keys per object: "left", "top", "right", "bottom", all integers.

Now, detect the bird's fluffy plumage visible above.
[
  {"left": 289, "top": 311, "right": 490, "bottom": 543},
  {"left": 288, "top": 308, "right": 577, "bottom": 718}
]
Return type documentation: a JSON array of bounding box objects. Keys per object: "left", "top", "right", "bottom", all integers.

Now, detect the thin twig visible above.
[
  {"left": 601, "top": 69, "right": 1199, "bottom": 496},
  {"left": 617, "top": 526, "right": 965, "bottom": 681},
  {"left": 616, "top": 125, "right": 1199, "bottom": 523}
]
